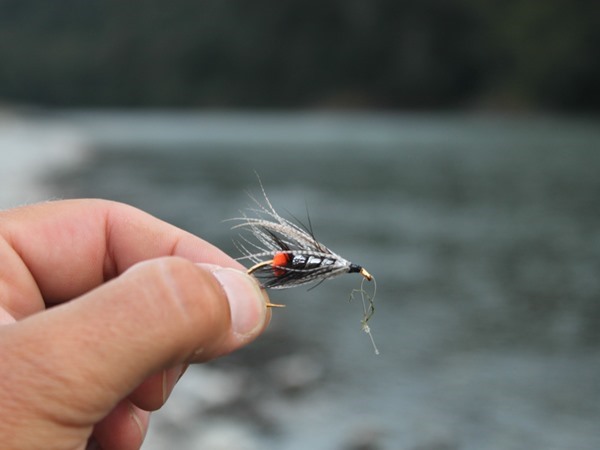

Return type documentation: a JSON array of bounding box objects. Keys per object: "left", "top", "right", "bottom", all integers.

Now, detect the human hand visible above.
[{"left": 0, "top": 199, "right": 271, "bottom": 450}]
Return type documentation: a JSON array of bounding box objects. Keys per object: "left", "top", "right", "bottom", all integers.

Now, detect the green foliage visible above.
[{"left": 0, "top": 0, "right": 597, "bottom": 110}]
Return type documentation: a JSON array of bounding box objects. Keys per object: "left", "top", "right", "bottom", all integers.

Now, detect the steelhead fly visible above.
[{"left": 231, "top": 179, "right": 379, "bottom": 354}]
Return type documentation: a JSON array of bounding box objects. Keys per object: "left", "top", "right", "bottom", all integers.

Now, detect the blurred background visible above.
[{"left": 1, "top": 1, "right": 599, "bottom": 449}]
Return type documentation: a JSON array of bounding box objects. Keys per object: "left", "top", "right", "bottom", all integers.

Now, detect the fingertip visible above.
[
  {"left": 92, "top": 400, "right": 149, "bottom": 450},
  {"left": 208, "top": 267, "right": 270, "bottom": 342}
]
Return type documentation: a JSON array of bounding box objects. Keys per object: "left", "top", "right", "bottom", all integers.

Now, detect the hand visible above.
[{"left": 0, "top": 199, "right": 271, "bottom": 450}]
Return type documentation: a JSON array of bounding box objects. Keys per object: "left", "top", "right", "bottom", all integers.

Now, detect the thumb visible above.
[{"left": 0, "top": 257, "right": 269, "bottom": 446}]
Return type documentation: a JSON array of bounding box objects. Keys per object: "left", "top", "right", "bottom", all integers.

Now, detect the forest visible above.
[{"left": 0, "top": 0, "right": 598, "bottom": 111}]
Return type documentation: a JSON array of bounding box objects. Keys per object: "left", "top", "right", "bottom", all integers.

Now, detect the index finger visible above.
[{"left": 0, "top": 199, "right": 242, "bottom": 318}]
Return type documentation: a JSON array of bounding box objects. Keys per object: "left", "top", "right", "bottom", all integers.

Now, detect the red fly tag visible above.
[{"left": 272, "top": 252, "right": 290, "bottom": 277}]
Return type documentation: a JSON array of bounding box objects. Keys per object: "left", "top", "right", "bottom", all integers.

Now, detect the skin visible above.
[{"left": 0, "top": 199, "right": 271, "bottom": 450}]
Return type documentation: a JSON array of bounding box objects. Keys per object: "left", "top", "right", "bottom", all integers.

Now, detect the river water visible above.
[{"left": 3, "top": 111, "right": 600, "bottom": 449}]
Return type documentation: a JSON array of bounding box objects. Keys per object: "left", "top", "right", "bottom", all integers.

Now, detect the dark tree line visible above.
[{"left": 0, "top": 0, "right": 598, "bottom": 110}]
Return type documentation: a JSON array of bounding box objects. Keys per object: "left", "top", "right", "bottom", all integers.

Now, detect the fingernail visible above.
[
  {"left": 162, "top": 365, "right": 185, "bottom": 403},
  {"left": 177, "top": 363, "right": 189, "bottom": 381},
  {"left": 211, "top": 268, "right": 268, "bottom": 340},
  {"left": 128, "top": 402, "right": 146, "bottom": 441}
]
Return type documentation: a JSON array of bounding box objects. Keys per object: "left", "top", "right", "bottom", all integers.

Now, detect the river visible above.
[{"left": 3, "top": 111, "right": 600, "bottom": 450}]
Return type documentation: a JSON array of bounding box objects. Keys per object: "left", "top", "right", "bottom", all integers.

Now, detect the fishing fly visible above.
[{"left": 231, "top": 179, "right": 379, "bottom": 354}]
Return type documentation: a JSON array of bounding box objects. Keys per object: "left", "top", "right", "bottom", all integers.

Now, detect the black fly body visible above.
[{"left": 230, "top": 179, "right": 379, "bottom": 354}]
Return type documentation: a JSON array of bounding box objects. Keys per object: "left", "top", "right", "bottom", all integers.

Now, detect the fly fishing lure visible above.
[{"left": 231, "top": 180, "right": 379, "bottom": 354}]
